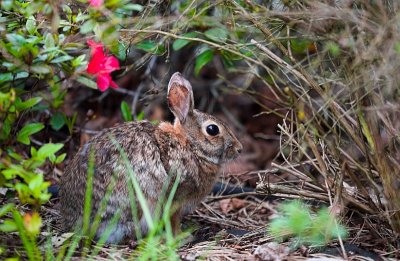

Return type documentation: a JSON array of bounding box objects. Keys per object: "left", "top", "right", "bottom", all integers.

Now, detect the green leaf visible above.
[
  {"left": 124, "top": 4, "right": 143, "bottom": 11},
  {"left": 62, "top": 25, "right": 71, "bottom": 32},
  {"left": 0, "top": 203, "right": 14, "bottom": 217},
  {"left": 51, "top": 55, "right": 73, "bottom": 63},
  {"left": 55, "top": 153, "right": 66, "bottom": 164},
  {"left": 120, "top": 101, "right": 133, "bottom": 122},
  {"left": 29, "top": 174, "right": 45, "bottom": 196},
  {"left": 44, "top": 33, "right": 55, "bottom": 49},
  {"left": 110, "top": 42, "right": 127, "bottom": 61},
  {"left": 49, "top": 154, "right": 56, "bottom": 163},
  {"left": 136, "top": 111, "right": 145, "bottom": 121},
  {"left": 26, "top": 16, "right": 36, "bottom": 34},
  {"left": 76, "top": 12, "right": 90, "bottom": 23},
  {"left": 50, "top": 112, "right": 65, "bottom": 131},
  {"left": 80, "top": 19, "right": 96, "bottom": 34},
  {"left": 204, "top": 27, "right": 228, "bottom": 43},
  {"left": 136, "top": 40, "right": 156, "bottom": 52},
  {"left": 2, "top": 168, "right": 20, "bottom": 180},
  {"left": 172, "top": 32, "right": 199, "bottom": 51},
  {"left": 135, "top": 40, "right": 165, "bottom": 55},
  {"left": 72, "top": 54, "right": 86, "bottom": 67},
  {"left": 0, "top": 219, "right": 17, "bottom": 232},
  {"left": 17, "top": 123, "right": 45, "bottom": 145},
  {"left": 15, "top": 71, "right": 29, "bottom": 80},
  {"left": 37, "top": 143, "right": 63, "bottom": 159},
  {"left": 6, "top": 33, "right": 27, "bottom": 46},
  {"left": 76, "top": 76, "right": 97, "bottom": 89},
  {"left": 9, "top": 152, "right": 22, "bottom": 161},
  {"left": 0, "top": 73, "right": 13, "bottom": 83},
  {"left": 1, "top": 119, "right": 11, "bottom": 139},
  {"left": 62, "top": 4, "right": 72, "bottom": 14},
  {"left": 194, "top": 49, "right": 214, "bottom": 76},
  {"left": 15, "top": 97, "right": 42, "bottom": 111},
  {"left": 30, "top": 146, "right": 37, "bottom": 157},
  {"left": 30, "top": 64, "right": 51, "bottom": 74}
]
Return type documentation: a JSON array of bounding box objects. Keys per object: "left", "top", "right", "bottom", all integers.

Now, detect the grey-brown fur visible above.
[{"left": 59, "top": 72, "right": 242, "bottom": 243}]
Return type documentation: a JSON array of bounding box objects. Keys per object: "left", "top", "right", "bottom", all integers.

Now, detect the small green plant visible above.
[
  {"left": 120, "top": 101, "right": 133, "bottom": 122},
  {"left": 120, "top": 101, "right": 145, "bottom": 122},
  {"left": 268, "top": 200, "right": 347, "bottom": 247},
  {"left": 0, "top": 143, "right": 65, "bottom": 205}
]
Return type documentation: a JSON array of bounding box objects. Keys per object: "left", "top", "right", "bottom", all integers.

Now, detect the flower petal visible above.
[
  {"left": 110, "top": 80, "right": 119, "bottom": 89},
  {"left": 87, "top": 57, "right": 103, "bottom": 74},
  {"left": 89, "top": 0, "right": 103, "bottom": 8},
  {"left": 87, "top": 50, "right": 107, "bottom": 74},
  {"left": 103, "top": 56, "right": 120, "bottom": 72},
  {"left": 87, "top": 40, "right": 104, "bottom": 55},
  {"left": 96, "top": 74, "right": 111, "bottom": 92}
]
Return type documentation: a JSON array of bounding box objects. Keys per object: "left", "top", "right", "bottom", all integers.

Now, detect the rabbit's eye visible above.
[{"left": 206, "top": 124, "right": 219, "bottom": 136}]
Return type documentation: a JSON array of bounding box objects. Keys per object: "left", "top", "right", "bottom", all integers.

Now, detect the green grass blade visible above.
[
  {"left": 90, "top": 210, "right": 122, "bottom": 258},
  {"left": 88, "top": 174, "right": 118, "bottom": 241},
  {"left": 108, "top": 134, "right": 154, "bottom": 231},
  {"left": 82, "top": 148, "right": 95, "bottom": 235},
  {"left": 125, "top": 172, "right": 143, "bottom": 240},
  {"left": 44, "top": 230, "right": 55, "bottom": 261},
  {"left": 63, "top": 232, "right": 83, "bottom": 261},
  {"left": 163, "top": 173, "right": 181, "bottom": 242}
]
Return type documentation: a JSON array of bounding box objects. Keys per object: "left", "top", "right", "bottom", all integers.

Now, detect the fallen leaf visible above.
[
  {"left": 219, "top": 199, "right": 233, "bottom": 214},
  {"left": 219, "top": 198, "right": 247, "bottom": 214},
  {"left": 52, "top": 232, "right": 74, "bottom": 248},
  {"left": 254, "top": 242, "right": 290, "bottom": 261},
  {"left": 231, "top": 198, "right": 246, "bottom": 209}
]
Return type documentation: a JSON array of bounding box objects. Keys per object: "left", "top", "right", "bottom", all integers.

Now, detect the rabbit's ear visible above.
[{"left": 167, "top": 72, "right": 194, "bottom": 123}]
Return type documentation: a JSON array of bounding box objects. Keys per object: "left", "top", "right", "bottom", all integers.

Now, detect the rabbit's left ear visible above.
[{"left": 167, "top": 72, "right": 194, "bottom": 123}]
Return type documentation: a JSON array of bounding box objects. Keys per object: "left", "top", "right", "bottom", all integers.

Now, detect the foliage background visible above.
[{"left": 1, "top": 0, "right": 399, "bottom": 259}]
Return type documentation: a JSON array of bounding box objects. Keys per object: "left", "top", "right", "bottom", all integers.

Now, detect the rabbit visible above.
[{"left": 59, "top": 72, "right": 243, "bottom": 244}]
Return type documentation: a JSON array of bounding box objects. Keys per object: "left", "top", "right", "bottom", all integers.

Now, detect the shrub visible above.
[
  {"left": 1, "top": 0, "right": 400, "bottom": 258},
  {"left": 0, "top": 0, "right": 135, "bottom": 257}
]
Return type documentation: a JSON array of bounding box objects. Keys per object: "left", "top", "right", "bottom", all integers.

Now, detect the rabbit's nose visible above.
[{"left": 235, "top": 141, "right": 243, "bottom": 154}]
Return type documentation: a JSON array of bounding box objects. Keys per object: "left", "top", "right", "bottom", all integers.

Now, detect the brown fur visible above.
[{"left": 59, "top": 72, "right": 242, "bottom": 243}]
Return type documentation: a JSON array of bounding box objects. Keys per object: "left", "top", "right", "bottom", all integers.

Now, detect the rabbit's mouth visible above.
[{"left": 222, "top": 149, "right": 241, "bottom": 163}]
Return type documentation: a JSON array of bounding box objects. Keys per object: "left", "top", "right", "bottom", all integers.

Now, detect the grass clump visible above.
[{"left": 268, "top": 200, "right": 347, "bottom": 248}]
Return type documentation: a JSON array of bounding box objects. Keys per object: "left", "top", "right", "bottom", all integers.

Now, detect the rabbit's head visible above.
[{"left": 167, "top": 72, "right": 242, "bottom": 164}]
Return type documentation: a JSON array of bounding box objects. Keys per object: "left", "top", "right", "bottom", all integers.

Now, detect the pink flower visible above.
[
  {"left": 89, "top": 0, "right": 103, "bottom": 8},
  {"left": 86, "top": 40, "right": 120, "bottom": 92}
]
